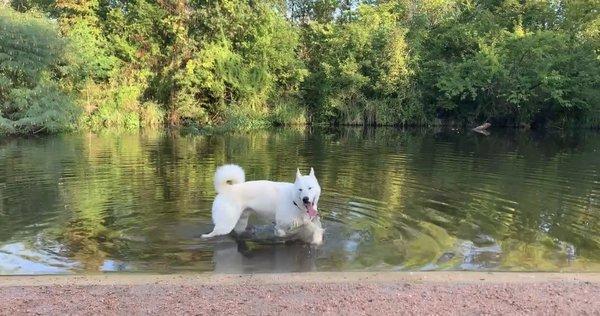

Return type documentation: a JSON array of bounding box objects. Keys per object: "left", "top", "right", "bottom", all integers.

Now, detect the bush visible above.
[
  {"left": 435, "top": 30, "right": 600, "bottom": 127},
  {"left": 0, "top": 8, "right": 79, "bottom": 134},
  {"left": 4, "top": 0, "right": 599, "bottom": 132},
  {"left": 301, "top": 3, "right": 418, "bottom": 126},
  {"left": 219, "top": 106, "right": 271, "bottom": 131},
  {"left": 140, "top": 101, "right": 165, "bottom": 127},
  {"left": 268, "top": 98, "right": 307, "bottom": 126}
]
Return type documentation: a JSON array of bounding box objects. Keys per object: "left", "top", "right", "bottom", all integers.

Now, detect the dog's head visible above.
[{"left": 293, "top": 167, "right": 321, "bottom": 219}]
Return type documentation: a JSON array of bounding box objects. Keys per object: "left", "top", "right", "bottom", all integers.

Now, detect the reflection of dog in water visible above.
[
  {"left": 202, "top": 164, "right": 324, "bottom": 245},
  {"left": 212, "top": 239, "right": 319, "bottom": 273}
]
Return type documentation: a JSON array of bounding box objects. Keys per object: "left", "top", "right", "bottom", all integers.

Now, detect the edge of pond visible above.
[{"left": 2, "top": 271, "right": 600, "bottom": 286}]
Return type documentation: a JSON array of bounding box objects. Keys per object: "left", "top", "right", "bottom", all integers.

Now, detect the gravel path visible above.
[{"left": 1, "top": 272, "right": 599, "bottom": 315}]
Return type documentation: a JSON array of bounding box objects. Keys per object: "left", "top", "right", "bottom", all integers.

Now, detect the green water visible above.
[{"left": 0, "top": 128, "right": 598, "bottom": 274}]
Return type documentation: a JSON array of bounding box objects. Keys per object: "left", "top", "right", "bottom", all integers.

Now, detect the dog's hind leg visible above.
[
  {"left": 233, "top": 210, "right": 251, "bottom": 234},
  {"left": 202, "top": 198, "right": 243, "bottom": 238}
]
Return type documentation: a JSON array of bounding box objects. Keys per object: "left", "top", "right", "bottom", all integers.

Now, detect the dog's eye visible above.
[
  {"left": 298, "top": 189, "right": 302, "bottom": 192},
  {"left": 308, "top": 187, "right": 312, "bottom": 190}
]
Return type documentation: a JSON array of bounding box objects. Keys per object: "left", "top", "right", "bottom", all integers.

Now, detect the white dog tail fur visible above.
[{"left": 214, "top": 164, "right": 245, "bottom": 193}]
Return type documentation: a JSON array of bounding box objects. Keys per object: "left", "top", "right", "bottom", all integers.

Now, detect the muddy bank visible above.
[{"left": 1, "top": 272, "right": 599, "bottom": 315}]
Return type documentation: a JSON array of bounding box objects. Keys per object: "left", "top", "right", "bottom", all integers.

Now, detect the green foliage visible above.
[
  {"left": 428, "top": 1, "right": 600, "bottom": 127},
  {"left": 66, "top": 19, "right": 119, "bottom": 82},
  {"left": 2, "top": 0, "right": 600, "bottom": 134},
  {"left": 186, "top": 0, "right": 308, "bottom": 125},
  {"left": 80, "top": 84, "right": 145, "bottom": 130},
  {"left": 268, "top": 98, "right": 308, "bottom": 126},
  {"left": 302, "top": 3, "right": 424, "bottom": 125},
  {"left": 0, "top": 7, "right": 79, "bottom": 134}
]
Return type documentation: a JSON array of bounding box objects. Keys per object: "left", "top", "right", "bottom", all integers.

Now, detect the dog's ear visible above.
[
  {"left": 296, "top": 168, "right": 302, "bottom": 180},
  {"left": 309, "top": 167, "right": 315, "bottom": 177}
]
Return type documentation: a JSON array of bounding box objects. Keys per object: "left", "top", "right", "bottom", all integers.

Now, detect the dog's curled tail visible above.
[{"left": 214, "top": 164, "right": 245, "bottom": 194}]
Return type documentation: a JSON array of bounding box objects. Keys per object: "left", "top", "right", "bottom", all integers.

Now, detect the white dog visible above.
[{"left": 202, "top": 164, "right": 324, "bottom": 245}]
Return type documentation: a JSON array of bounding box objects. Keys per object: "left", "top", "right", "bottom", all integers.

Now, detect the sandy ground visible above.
[{"left": 1, "top": 272, "right": 599, "bottom": 315}]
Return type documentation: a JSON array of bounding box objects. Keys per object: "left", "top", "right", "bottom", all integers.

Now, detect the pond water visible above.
[{"left": 0, "top": 128, "right": 598, "bottom": 274}]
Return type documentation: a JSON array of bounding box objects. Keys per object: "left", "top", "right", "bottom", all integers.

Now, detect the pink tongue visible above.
[{"left": 307, "top": 204, "right": 318, "bottom": 218}]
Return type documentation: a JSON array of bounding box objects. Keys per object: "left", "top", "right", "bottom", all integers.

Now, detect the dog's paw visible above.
[
  {"left": 275, "top": 228, "right": 287, "bottom": 237},
  {"left": 311, "top": 228, "right": 324, "bottom": 245}
]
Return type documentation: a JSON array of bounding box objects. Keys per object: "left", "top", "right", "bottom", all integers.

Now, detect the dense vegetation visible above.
[{"left": 1, "top": 0, "right": 599, "bottom": 134}]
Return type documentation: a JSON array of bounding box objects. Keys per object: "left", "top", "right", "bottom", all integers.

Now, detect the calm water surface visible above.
[{"left": 0, "top": 128, "right": 598, "bottom": 274}]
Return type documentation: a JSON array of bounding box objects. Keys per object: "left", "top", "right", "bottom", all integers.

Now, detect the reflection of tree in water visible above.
[
  {"left": 310, "top": 128, "right": 600, "bottom": 271},
  {"left": 58, "top": 217, "right": 110, "bottom": 271},
  {"left": 0, "top": 128, "right": 598, "bottom": 273}
]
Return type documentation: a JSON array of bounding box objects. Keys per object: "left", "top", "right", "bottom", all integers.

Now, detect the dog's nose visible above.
[{"left": 302, "top": 196, "right": 310, "bottom": 204}]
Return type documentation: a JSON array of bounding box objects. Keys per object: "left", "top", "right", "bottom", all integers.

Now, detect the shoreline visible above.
[
  {"left": 3, "top": 124, "right": 599, "bottom": 139},
  {"left": 2, "top": 272, "right": 599, "bottom": 314},
  {"left": 2, "top": 271, "right": 600, "bottom": 286}
]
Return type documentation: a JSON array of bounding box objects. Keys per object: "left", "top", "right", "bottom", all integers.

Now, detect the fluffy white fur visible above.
[{"left": 202, "top": 164, "right": 324, "bottom": 245}]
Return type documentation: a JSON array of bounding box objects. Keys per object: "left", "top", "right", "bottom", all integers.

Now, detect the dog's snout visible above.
[{"left": 302, "top": 196, "right": 310, "bottom": 204}]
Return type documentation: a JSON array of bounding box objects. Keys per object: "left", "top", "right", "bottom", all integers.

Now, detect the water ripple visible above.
[{"left": 0, "top": 129, "right": 599, "bottom": 274}]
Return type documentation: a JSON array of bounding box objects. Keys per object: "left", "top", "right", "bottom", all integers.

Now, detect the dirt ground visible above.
[{"left": 1, "top": 272, "right": 599, "bottom": 315}]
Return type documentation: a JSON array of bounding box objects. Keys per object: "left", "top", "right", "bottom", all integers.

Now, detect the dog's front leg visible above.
[
  {"left": 311, "top": 227, "right": 324, "bottom": 245},
  {"left": 274, "top": 225, "right": 287, "bottom": 237},
  {"left": 275, "top": 210, "right": 294, "bottom": 237}
]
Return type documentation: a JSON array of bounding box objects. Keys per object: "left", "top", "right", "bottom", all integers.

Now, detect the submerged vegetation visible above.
[{"left": 1, "top": 0, "right": 599, "bottom": 134}]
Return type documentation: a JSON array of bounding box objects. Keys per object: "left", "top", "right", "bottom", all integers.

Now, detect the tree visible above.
[
  {"left": 3, "top": 0, "right": 599, "bottom": 132},
  {"left": 301, "top": 2, "right": 422, "bottom": 125},
  {"left": 0, "top": 7, "right": 79, "bottom": 134}
]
